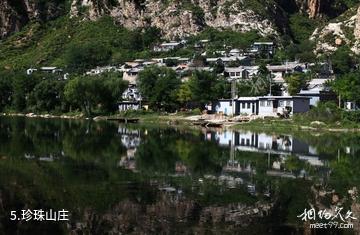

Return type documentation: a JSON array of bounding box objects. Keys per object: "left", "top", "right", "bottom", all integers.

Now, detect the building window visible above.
[
  {"left": 242, "top": 103, "right": 245, "bottom": 109},
  {"left": 279, "top": 101, "right": 284, "bottom": 107},
  {"left": 286, "top": 101, "right": 291, "bottom": 106},
  {"left": 267, "top": 101, "right": 272, "bottom": 107},
  {"left": 247, "top": 103, "right": 251, "bottom": 109},
  {"left": 260, "top": 101, "right": 265, "bottom": 107}
]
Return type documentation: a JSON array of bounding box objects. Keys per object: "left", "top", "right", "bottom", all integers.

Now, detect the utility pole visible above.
[
  {"left": 231, "top": 79, "right": 237, "bottom": 116},
  {"left": 268, "top": 74, "right": 272, "bottom": 96}
]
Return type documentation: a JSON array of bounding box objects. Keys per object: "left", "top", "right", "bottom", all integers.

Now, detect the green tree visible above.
[
  {"left": 189, "top": 71, "right": 226, "bottom": 108},
  {"left": 331, "top": 46, "right": 356, "bottom": 75},
  {"left": 0, "top": 73, "right": 13, "bottom": 111},
  {"left": 332, "top": 72, "right": 360, "bottom": 104},
  {"left": 12, "top": 73, "right": 41, "bottom": 112},
  {"left": 65, "top": 42, "right": 112, "bottom": 72},
  {"left": 177, "top": 82, "right": 192, "bottom": 108},
  {"left": 285, "top": 73, "right": 308, "bottom": 96},
  {"left": 31, "top": 80, "right": 66, "bottom": 112},
  {"left": 64, "top": 73, "right": 127, "bottom": 115},
  {"left": 138, "top": 66, "right": 181, "bottom": 111}
]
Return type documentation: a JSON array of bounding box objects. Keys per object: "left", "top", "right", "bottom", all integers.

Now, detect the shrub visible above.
[{"left": 294, "top": 102, "right": 341, "bottom": 124}]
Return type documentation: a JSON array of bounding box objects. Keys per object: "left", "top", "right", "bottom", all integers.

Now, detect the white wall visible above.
[
  {"left": 239, "top": 101, "right": 255, "bottom": 115},
  {"left": 258, "top": 100, "right": 275, "bottom": 116},
  {"left": 119, "top": 103, "right": 140, "bottom": 112},
  {"left": 215, "top": 101, "right": 235, "bottom": 116}
]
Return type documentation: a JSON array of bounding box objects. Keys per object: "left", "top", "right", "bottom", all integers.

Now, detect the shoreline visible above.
[{"left": 1, "top": 112, "right": 359, "bottom": 133}]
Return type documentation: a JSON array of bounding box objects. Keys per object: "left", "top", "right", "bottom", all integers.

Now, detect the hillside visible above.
[
  {"left": 311, "top": 5, "right": 360, "bottom": 54},
  {"left": 0, "top": 0, "right": 359, "bottom": 70}
]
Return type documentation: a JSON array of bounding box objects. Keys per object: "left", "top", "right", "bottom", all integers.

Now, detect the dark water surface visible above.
[{"left": 0, "top": 116, "right": 359, "bottom": 234}]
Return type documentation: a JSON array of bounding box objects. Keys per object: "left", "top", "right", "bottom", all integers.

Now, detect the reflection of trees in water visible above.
[{"left": 0, "top": 117, "right": 359, "bottom": 234}]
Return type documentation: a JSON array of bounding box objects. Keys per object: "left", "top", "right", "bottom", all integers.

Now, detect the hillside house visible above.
[
  {"left": 224, "top": 66, "right": 259, "bottom": 80},
  {"left": 249, "top": 42, "right": 275, "bottom": 56},
  {"left": 206, "top": 56, "right": 251, "bottom": 66},
  {"left": 210, "top": 96, "right": 310, "bottom": 117},
  {"left": 153, "top": 41, "right": 184, "bottom": 52},
  {"left": 267, "top": 62, "right": 309, "bottom": 84},
  {"left": 298, "top": 78, "right": 336, "bottom": 107}
]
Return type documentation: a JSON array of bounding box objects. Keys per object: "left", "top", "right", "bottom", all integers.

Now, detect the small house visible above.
[
  {"left": 224, "top": 66, "right": 259, "bottom": 80},
  {"left": 153, "top": 41, "right": 183, "bottom": 52},
  {"left": 210, "top": 96, "right": 310, "bottom": 117},
  {"left": 249, "top": 42, "right": 275, "bottom": 55}
]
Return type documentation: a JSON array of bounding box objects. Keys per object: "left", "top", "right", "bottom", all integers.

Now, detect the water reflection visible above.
[
  {"left": 118, "top": 127, "right": 140, "bottom": 171},
  {"left": 0, "top": 116, "right": 359, "bottom": 234}
]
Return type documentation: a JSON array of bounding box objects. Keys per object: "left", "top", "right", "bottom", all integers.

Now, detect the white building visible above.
[
  {"left": 153, "top": 41, "right": 184, "bottom": 52},
  {"left": 224, "top": 66, "right": 259, "bottom": 80},
  {"left": 267, "top": 61, "right": 309, "bottom": 84},
  {"left": 249, "top": 42, "right": 275, "bottom": 55},
  {"left": 122, "top": 85, "right": 142, "bottom": 101},
  {"left": 211, "top": 96, "right": 310, "bottom": 117},
  {"left": 298, "top": 78, "right": 335, "bottom": 107},
  {"left": 118, "top": 101, "right": 141, "bottom": 112}
]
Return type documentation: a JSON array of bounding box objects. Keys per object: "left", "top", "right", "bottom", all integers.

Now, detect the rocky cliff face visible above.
[
  {"left": 355, "top": 6, "right": 360, "bottom": 40},
  {"left": 307, "top": 0, "right": 322, "bottom": 18},
  {"left": 0, "top": 0, "right": 64, "bottom": 38},
  {"left": 310, "top": 5, "right": 360, "bottom": 54},
  {"left": 69, "top": 0, "right": 280, "bottom": 39},
  {"left": 0, "top": 0, "right": 354, "bottom": 40}
]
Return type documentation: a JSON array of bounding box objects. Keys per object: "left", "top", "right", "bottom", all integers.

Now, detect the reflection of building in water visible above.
[
  {"left": 118, "top": 127, "right": 141, "bottom": 149},
  {"left": 206, "top": 130, "right": 318, "bottom": 158},
  {"left": 205, "top": 129, "right": 327, "bottom": 180},
  {"left": 118, "top": 127, "right": 141, "bottom": 171},
  {"left": 175, "top": 162, "right": 188, "bottom": 175}
]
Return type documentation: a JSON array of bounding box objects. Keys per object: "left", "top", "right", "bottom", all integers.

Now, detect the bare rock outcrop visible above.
[
  {"left": 307, "top": 0, "right": 322, "bottom": 18},
  {"left": 69, "top": 0, "right": 279, "bottom": 40},
  {"left": 0, "top": 0, "right": 64, "bottom": 38},
  {"left": 355, "top": 6, "right": 360, "bottom": 39}
]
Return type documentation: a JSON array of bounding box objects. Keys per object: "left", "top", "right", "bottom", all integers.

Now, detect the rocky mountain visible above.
[
  {"left": 0, "top": 0, "right": 65, "bottom": 38},
  {"left": 71, "top": 0, "right": 283, "bottom": 39},
  {"left": 0, "top": 0, "right": 354, "bottom": 41},
  {"left": 310, "top": 5, "right": 360, "bottom": 54}
]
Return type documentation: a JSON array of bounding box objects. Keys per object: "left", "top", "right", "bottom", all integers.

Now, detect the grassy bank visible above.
[
  {"left": 2, "top": 105, "right": 360, "bottom": 133},
  {"left": 234, "top": 118, "right": 360, "bottom": 133}
]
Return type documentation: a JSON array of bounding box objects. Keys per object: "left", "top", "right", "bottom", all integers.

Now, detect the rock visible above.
[
  {"left": 335, "top": 38, "right": 343, "bottom": 45},
  {"left": 307, "top": 0, "right": 322, "bottom": 18},
  {"left": 69, "top": 0, "right": 279, "bottom": 40},
  {"left": 355, "top": 7, "right": 360, "bottom": 40},
  {"left": 332, "top": 194, "right": 340, "bottom": 204},
  {"left": 0, "top": 0, "right": 64, "bottom": 39},
  {"left": 310, "top": 121, "right": 326, "bottom": 126}
]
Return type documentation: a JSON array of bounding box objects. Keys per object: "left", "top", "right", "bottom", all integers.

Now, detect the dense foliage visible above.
[
  {"left": 0, "top": 71, "right": 128, "bottom": 116},
  {"left": 138, "top": 66, "right": 230, "bottom": 111}
]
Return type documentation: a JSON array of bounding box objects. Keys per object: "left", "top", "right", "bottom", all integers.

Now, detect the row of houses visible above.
[
  {"left": 152, "top": 40, "right": 275, "bottom": 56},
  {"left": 26, "top": 67, "right": 69, "bottom": 80}
]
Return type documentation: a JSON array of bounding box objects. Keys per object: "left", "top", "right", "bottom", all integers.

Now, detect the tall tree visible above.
[
  {"left": 138, "top": 66, "right": 181, "bottom": 111},
  {"left": 332, "top": 72, "right": 360, "bottom": 104},
  {"left": 0, "top": 73, "right": 13, "bottom": 111},
  {"left": 188, "top": 71, "right": 229, "bottom": 108},
  {"left": 285, "top": 73, "right": 308, "bottom": 96}
]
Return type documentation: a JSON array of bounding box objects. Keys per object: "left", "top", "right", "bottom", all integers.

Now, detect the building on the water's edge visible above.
[{"left": 209, "top": 96, "right": 310, "bottom": 117}]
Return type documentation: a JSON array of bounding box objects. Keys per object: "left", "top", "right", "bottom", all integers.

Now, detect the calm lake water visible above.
[{"left": 0, "top": 116, "right": 359, "bottom": 234}]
